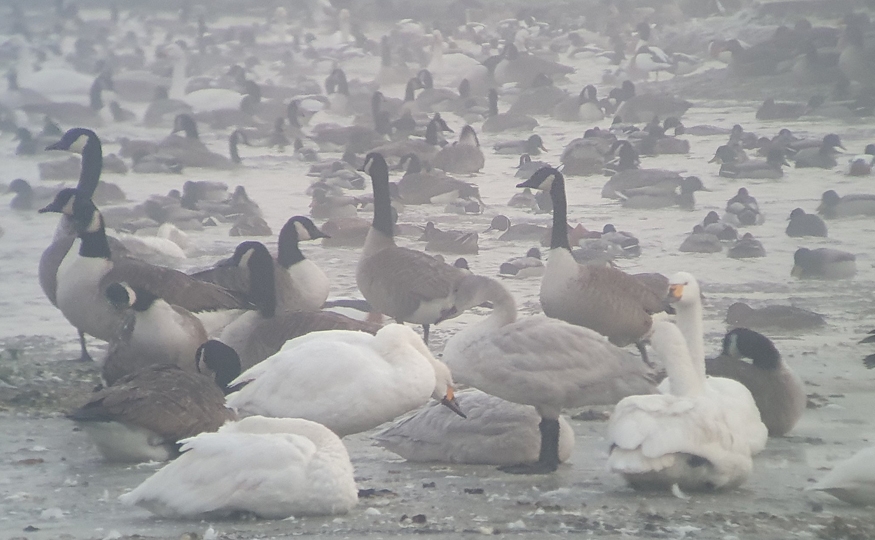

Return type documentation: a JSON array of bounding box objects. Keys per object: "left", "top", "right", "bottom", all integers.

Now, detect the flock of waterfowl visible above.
[{"left": 2, "top": 0, "right": 875, "bottom": 525}]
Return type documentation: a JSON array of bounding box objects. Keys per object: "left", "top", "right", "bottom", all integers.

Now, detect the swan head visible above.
[
  {"left": 436, "top": 275, "right": 515, "bottom": 324},
  {"left": 667, "top": 272, "right": 700, "bottom": 307},
  {"left": 430, "top": 359, "right": 466, "bottom": 419}
]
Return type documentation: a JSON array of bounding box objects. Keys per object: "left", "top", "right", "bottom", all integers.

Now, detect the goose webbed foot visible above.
[
  {"left": 498, "top": 417, "right": 560, "bottom": 475},
  {"left": 76, "top": 330, "right": 94, "bottom": 363},
  {"left": 636, "top": 341, "right": 655, "bottom": 369}
]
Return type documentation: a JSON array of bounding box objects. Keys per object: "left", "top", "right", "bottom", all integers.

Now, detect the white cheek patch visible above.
[
  {"left": 542, "top": 173, "right": 556, "bottom": 191},
  {"left": 294, "top": 221, "right": 310, "bottom": 241},
  {"left": 363, "top": 158, "right": 373, "bottom": 175},
  {"left": 239, "top": 248, "right": 254, "bottom": 268},
  {"left": 62, "top": 196, "right": 75, "bottom": 214},
  {"left": 86, "top": 212, "right": 102, "bottom": 233},
  {"left": 122, "top": 283, "right": 137, "bottom": 307},
  {"left": 68, "top": 134, "right": 89, "bottom": 154}
]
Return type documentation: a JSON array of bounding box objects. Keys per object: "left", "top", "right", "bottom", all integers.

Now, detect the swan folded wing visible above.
[
  {"left": 609, "top": 394, "right": 752, "bottom": 474},
  {"left": 468, "top": 318, "right": 653, "bottom": 409},
  {"left": 121, "top": 431, "right": 316, "bottom": 518},
  {"left": 102, "top": 257, "right": 251, "bottom": 312}
]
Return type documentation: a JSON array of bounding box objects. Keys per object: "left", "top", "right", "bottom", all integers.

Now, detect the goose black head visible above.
[
  {"left": 172, "top": 114, "right": 199, "bottom": 139},
  {"left": 360, "top": 152, "right": 388, "bottom": 177},
  {"left": 721, "top": 327, "right": 781, "bottom": 370},
  {"left": 105, "top": 282, "right": 160, "bottom": 312},
  {"left": 38, "top": 187, "right": 79, "bottom": 214},
  {"left": 280, "top": 215, "right": 329, "bottom": 244},
  {"left": 516, "top": 166, "right": 562, "bottom": 192},
  {"left": 196, "top": 339, "right": 243, "bottom": 393}
]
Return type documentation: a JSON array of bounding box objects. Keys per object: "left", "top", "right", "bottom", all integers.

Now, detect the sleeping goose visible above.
[
  {"left": 499, "top": 247, "right": 544, "bottom": 278},
  {"left": 376, "top": 389, "right": 574, "bottom": 465},
  {"left": 193, "top": 217, "right": 330, "bottom": 313},
  {"left": 70, "top": 356, "right": 238, "bottom": 463},
  {"left": 439, "top": 275, "right": 656, "bottom": 474},
  {"left": 225, "top": 324, "right": 465, "bottom": 436},
  {"left": 726, "top": 302, "right": 825, "bottom": 332},
  {"left": 154, "top": 114, "right": 234, "bottom": 169},
  {"left": 356, "top": 152, "right": 472, "bottom": 343},
  {"left": 517, "top": 167, "right": 666, "bottom": 363},
  {"left": 482, "top": 89, "right": 538, "bottom": 133},
  {"left": 119, "top": 416, "right": 358, "bottom": 518},
  {"left": 706, "top": 328, "right": 805, "bottom": 436},
  {"left": 608, "top": 320, "right": 757, "bottom": 491},
  {"left": 100, "top": 282, "right": 209, "bottom": 385},
  {"left": 432, "top": 125, "right": 485, "bottom": 174},
  {"left": 808, "top": 446, "right": 875, "bottom": 506}
]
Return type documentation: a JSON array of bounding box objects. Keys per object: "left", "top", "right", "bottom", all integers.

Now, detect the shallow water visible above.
[{"left": 1, "top": 8, "right": 875, "bottom": 540}]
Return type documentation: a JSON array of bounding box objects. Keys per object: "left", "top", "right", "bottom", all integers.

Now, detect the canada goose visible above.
[
  {"left": 356, "top": 152, "right": 471, "bottom": 343},
  {"left": 807, "top": 446, "right": 875, "bottom": 506},
  {"left": 369, "top": 114, "right": 441, "bottom": 163},
  {"left": 706, "top": 328, "right": 805, "bottom": 437},
  {"left": 376, "top": 389, "right": 574, "bottom": 465},
  {"left": 396, "top": 153, "right": 482, "bottom": 205},
  {"left": 679, "top": 225, "right": 722, "bottom": 253},
  {"left": 100, "top": 282, "right": 209, "bottom": 385},
  {"left": 493, "top": 43, "right": 574, "bottom": 88},
  {"left": 69, "top": 360, "right": 237, "bottom": 463},
  {"left": 794, "top": 134, "right": 844, "bottom": 169},
  {"left": 727, "top": 233, "right": 766, "bottom": 259},
  {"left": 618, "top": 176, "right": 707, "bottom": 210},
  {"left": 723, "top": 187, "right": 764, "bottom": 227},
  {"left": 225, "top": 324, "right": 464, "bottom": 436},
  {"left": 482, "top": 89, "right": 538, "bottom": 133},
  {"left": 45, "top": 196, "right": 248, "bottom": 354},
  {"left": 791, "top": 248, "right": 856, "bottom": 279},
  {"left": 839, "top": 21, "right": 875, "bottom": 88},
  {"left": 517, "top": 166, "right": 666, "bottom": 362},
  {"left": 508, "top": 186, "right": 537, "bottom": 208},
  {"left": 432, "top": 125, "right": 485, "bottom": 174},
  {"left": 119, "top": 416, "right": 358, "bottom": 518},
  {"left": 726, "top": 302, "right": 825, "bottom": 332},
  {"left": 493, "top": 134, "right": 547, "bottom": 156},
  {"left": 552, "top": 85, "right": 604, "bottom": 122},
  {"left": 440, "top": 275, "right": 656, "bottom": 474},
  {"left": 755, "top": 97, "right": 809, "bottom": 120},
  {"left": 515, "top": 154, "right": 550, "bottom": 179},
  {"left": 608, "top": 321, "right": 757, "bottom": 491},
  {"left": 507, "top": 74, "right": 568, "bottom": 116},
  {"left": 561, "top": 133, "right": 614, "bottom": 176},
  {"left": 420, "top": 222, "right": 479, "bottom": 255},
  {"left": 499, "top": 247, "right": 544, "bottom": 279},
  {"left": 817, "top": 190, "right": 875, "bottom": 219},
  {"left": 154, "top": 114, "right": 234, "bottom": 169},
  {"left": 614, "top": 81, "right": 691, "bottom": 122},
  {"left": 484, "top": 215, "right": 549, "bottom": 242},
  {"left": 193, "top": 217, "right": 330, "bottom": 312},
  {"left": 38, "top": 127, "right": 128, "bottom": 362}
]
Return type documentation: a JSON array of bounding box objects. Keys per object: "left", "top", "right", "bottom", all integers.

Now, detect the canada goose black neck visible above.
[
  {"left": 174, "top": 114, "right": 199, "bottom": 139},
  {"left": 363, "top": 152, "right": 394, "bottom": 239},
  {"left": 243, "top": 242, "right": 276, "bottom": 317},
  {"left": 229, "top": 130, "right": 244, "bottom": 164},
  {"left": 277, "top": 216, "right": 326, "bottom": 267},
  {"left": 75, "top": 203, "right": 112, "bottom": 259},
  {"left": 723, "top": 328, "right": 781, "bottom": 370},
  {"left": 425, "top": 118, "right": 439, "bottom": 145},
  {"left": 89, "top": 78, "right": 103, "bottom": 111},
  {"left": 403, "top": 78, "right": 419, "bottom": 102},
  {"left": 130, "top": 287, "right": 160, "bottom": 312},
  {"left": 47, "top": 128, "right": 103, "bottom": 198},
  {"left": 548, "top": 174, "right": 569, "bottom": 251},
  {"left": 197, "top": 339, "right": 243, "bottom": 392},
  {"left": 488, "top": 89, "right": 499, "bottom": 117}
]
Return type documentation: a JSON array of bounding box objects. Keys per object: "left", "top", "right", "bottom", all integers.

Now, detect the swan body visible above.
[
  {"left": 376, "top": 389, "right": 574, "bottom": 465},
  {"left": 119, "top": 416, "right": 358, "bottom": 518},
  {"left": 608, "top": 321, "right": 756, "bottom": 491},
  {"left": 441, "top": 275, "right": 655, "bottom": 473},
  {"left": 809, "top": 446, "right": 875, "bottom": 506},
  {"left": 657, "top": 273, "right": 768, "bottom": 455},
  {"left": 225, "top": 325, "right": 462, "bottom": 437}
]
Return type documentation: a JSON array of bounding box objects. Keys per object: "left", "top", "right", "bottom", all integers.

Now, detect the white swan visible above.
[
  {"left": 808, "top": 446, "right": 875, "bottom": 506},
  {"left": 118, "top": 416, "right": 358, "bottom": 518},
  {"left": 225, "top": 324, "right": 464, "bottom": 436},
  {"left": 658, "top": 272, "right": 768, "bottom": 455},
  {"left": 440, "top": 275, "right": 656, "bottom": 474},
  {"left": 166, "top": 45, "right": 247, "bottom": 114},
  {"left": 376, "top": 389, "right": 574, "bottom": 465},
  {"left": 608, "top": 320, "right": 756, "bottom": 491}
]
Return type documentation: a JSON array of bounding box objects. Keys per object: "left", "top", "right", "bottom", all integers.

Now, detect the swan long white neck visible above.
[
  {"left": 169, "top": 55, "right": 188, "bottom": 101},
  {"left": 675, "top": 296, "right": 706, "bottom": 381},
  {"left": 652, "top": 322, "right": 704, "bottom": 397}
]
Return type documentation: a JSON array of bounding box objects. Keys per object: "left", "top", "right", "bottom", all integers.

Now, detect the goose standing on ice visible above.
[
  {"left": 517, "top": 167, "right": 666, "bottom": 363},
  {"left": 439, "top": 275, "right": 656, "bottom": 474},
  {"left": 225, "top": 324, "right": 465, "bottom": 436},
  {"left": 608, "top": 321, "right": 758, "bottom": 491},
  {"left": 119, "top": 416, "right": 359, "bottom": 518},
  {"left": 356, "top": 152, "right": 473, "bottom": 343}
]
